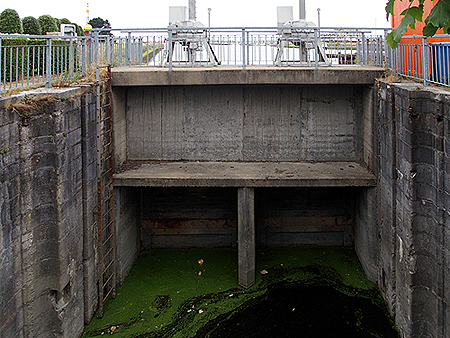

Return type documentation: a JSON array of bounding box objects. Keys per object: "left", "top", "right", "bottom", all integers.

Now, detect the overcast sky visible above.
[{"left": 2, "top": 0, "right": 391, "bottom": 30}]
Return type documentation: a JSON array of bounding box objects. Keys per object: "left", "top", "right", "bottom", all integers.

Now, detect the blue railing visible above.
[{"left": 386, "top": 34, "right": 450, "bottom": 86}]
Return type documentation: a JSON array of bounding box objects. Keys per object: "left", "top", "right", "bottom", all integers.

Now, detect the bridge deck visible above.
[
  {"left": 113, "top": 161, "right": 376, "bottom": 187},
  {"left": 111, "top": 65, "right": 384, "bottom": 87}
]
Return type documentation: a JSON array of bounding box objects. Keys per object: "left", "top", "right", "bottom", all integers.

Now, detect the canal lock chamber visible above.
[{"left": 93, "top": 185, "right": 399, "bottom": 337}]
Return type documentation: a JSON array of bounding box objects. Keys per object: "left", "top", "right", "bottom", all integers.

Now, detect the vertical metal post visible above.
[
  {"left": 94, "top": 31, "right": 100, "bottom": 65},
  {"left": 45, "top": 38, "right": 52, "bottom": 88},
  {"left": 423, "top": 37, "right": 428, "bottom": 86},
  {"left": 88, "top": 33, "right": 93, "bottom": 66},
  {"left": 106, "top": 35, "right": 111, "bottom": 65},
  {"left": 314, "top": 28, "right": 318, "bottom": 69},
  {"left": 139, "top": 38, "right": 143, "bottom": 66},
  {"left": 208, "top": 8, "right": 212, "bottom": 41},
  {"left": 168, "top": 28, "right": 173, "bottom": 71},
  {"left": 82, "top": 38, "right": 86, "bottom": 77},
  {"left": 247, "top": 31, "right": 250, "bottom": 66},
  {"left": 384, "top": 31, "right": 389, "bottom": 70},
  {"left": 242, "top": 28, "right": 246, "bottom": 70},
  {"left": 299, "top": 0, "right": 306, "bottom": 20},
  {"left": 69, "top": 39, "right": 74, "bottom": 79},
  {"left": 362, "top": 32, "right": 367, "bottom": 65},
  {"left": 127, "top": 32, "right": 132, "bottom": 66}
]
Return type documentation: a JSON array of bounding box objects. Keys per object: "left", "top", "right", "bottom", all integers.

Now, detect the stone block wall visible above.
[
  {"left": 377, "top": 82, "right": 450, "bottom": 338},
  {"left": 0, "top": 87, "right": 98, "bottom": 338}
]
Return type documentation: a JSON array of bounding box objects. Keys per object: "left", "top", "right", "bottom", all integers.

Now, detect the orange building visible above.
[
  {"left": 392, "top": 0, "right": 448, "bottom": 42},
  {"left": 392, "top": 0, "right": 450, "bottom": 79}
]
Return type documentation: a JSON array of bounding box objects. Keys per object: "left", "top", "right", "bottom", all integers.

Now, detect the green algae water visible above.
[{"left": 83, "top": 247, "right": 399, "bottom": 338}]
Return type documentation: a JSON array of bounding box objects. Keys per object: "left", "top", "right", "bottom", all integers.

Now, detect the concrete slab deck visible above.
[
  {"left": 111, "top": 65, "right": 384, "bottom": 86},
  {"left": 113, "top": 161, "right": 376, "bottom": 187}
]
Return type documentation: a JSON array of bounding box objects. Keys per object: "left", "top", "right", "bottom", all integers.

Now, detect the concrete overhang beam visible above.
[
  {"left": 113, "top": 161, "right": 376, "bottom": 188},
  {"left": 111, "top": 66, "right": 384, "bottom": 87}
]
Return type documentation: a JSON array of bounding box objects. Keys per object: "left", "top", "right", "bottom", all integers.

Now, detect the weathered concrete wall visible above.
[
  {"left": 80, "top": 90, "right": 100, "bottom": 323},
  {"left": 114, "top": 187, "right": 140, "bottom": 285},
  {"left": 2, "top": 69, "right": 449, "bottom": 338},
  {"left": 354, "top": 85, "right": 380, "bottom": 284},
  {"left": 123, "top": 85, "right": 364, "bottom": 162},
  {"left": 377, "top": 82, "right": 450, "bottom": 338},
  {"left": 0, "top": 87, "right": 98, "bottom": 338},
  {"left": 140, "top": 187, "right": 355, "bottom": 249}
]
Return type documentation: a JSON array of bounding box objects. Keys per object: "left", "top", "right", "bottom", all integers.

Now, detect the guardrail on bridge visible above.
[{"left": 2, "top": 27, "right": 449, "bottom": 96}]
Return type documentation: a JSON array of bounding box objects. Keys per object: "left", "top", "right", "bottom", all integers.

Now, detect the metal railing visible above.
[
  {"left": 0, "top": 27, "right": 387, "bottom": 95},
  {"left": 386, "top": 34, "right": 450, "bottom": 87},
  {"left": 4, "top": 27, "right": 450, "bottom": 95},
  {"left": 106, "top": 27, "right": 387, "bottom": 70}
]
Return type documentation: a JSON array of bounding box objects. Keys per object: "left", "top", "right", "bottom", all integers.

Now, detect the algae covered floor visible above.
[{"left": 83, "top": 247, "right": 399, "bottom": 338}]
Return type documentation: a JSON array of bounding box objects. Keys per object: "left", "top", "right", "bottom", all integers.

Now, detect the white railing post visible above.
[
  {"left": 69, "top": 38, "right": 74, "bottom": 79},
  {"left": 362, "top": 32, "right": 366, "bottom": 65},
  {"left": 242, "top": 28, "right": 246, "bottom": 70},
  {"left": 422, "top": 36, "right": 428, "bottom": 86},
  {"left": 45, "top": 38, "right": 52, "bottom": 88},
  {"left": 127, "top": 31, "right": 132, "bottom": 66},
  {"left": 168, "top": 28, "right": 173, "bottom": 71},
  {"left": 314, "top": 28, "right": 318, "bottom": 69}
]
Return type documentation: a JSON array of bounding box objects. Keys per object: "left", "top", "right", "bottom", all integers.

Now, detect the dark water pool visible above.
[{"left": 196, "top": 282, "right": 399, "bottom": 338}]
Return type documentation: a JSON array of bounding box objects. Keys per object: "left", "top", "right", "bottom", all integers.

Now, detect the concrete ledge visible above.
[
  {"left": 111, "top": 66, "right": 384, "bottom": 87},
  {"left": 113, "top": 161, "right": 376, "bottom": 187}
]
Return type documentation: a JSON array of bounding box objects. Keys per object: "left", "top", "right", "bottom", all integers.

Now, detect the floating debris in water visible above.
[{"left": 198, "top": 259, "right": 204, "bottom": 265}]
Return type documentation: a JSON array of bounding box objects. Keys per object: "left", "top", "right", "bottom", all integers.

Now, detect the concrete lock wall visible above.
[
  {"left": 119, "top": 83, "right": 369, "bottom": 251},
  {"left": 1, "top": 73, "right": 449, "bottom": 338},
  {"left": 377, "top": 82, "right": 450, "bottom": 338},
  {"left": 124, "top": 84, "right": 364, "bottom": 162},
  {"left": 140, "top": 187, "right": 356, "bottom": 250},
  {"left": 0, "top": 87, "right": 100, "bottom": 338}
]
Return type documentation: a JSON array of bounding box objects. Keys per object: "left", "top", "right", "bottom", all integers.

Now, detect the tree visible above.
[
  {"left": 89, "top": 17, "right": 111, "bottom": 29},
  {"left": 0, "top": 8, "right": 23, "bottom": 34},
  {"left": 74, "top": 23, "right": 84, "bottom": 36},
  {"left": 38, "top": 14, "right": 58, "bottom": 34},
  {"left": 59, "top": 18, "right": 71, "bottom": 25},
  {"left": 386, "top": 0, "right": 450, "bottom": 48},
  {"left": 22, "top": 16, "right": 41, "bottom": 35}
]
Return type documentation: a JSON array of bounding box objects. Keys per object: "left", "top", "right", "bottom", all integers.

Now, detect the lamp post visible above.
[
  {"left": 317, "top": 8, "right": 321, "bottom": 27},
  {"left": 208, "top": 8, "right": 211, "bottom": 27},
  {"left": 208, "top": 8, "right": 212, "bottom": 40},
  {"left": 317, "top": 8, "right": 321, "bottom": 37}
]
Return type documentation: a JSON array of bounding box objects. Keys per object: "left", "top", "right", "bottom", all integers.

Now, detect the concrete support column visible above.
[{"left": 238, "top": 187, "right": 255, "bottom": 288}]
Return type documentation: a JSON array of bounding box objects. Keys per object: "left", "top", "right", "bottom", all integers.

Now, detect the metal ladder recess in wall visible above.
[{"left": 95, "top": 65, "right": 116, "bottom": 318}]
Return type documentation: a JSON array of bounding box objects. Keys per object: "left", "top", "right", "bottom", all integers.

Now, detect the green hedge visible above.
[{"left": 1, "top": 38, "right": 78, "bottom": 82}]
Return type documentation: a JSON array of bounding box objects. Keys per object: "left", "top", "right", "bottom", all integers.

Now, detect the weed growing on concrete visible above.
[{"left": 5, "top": 94, "right": 56, "bottom": 117}]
